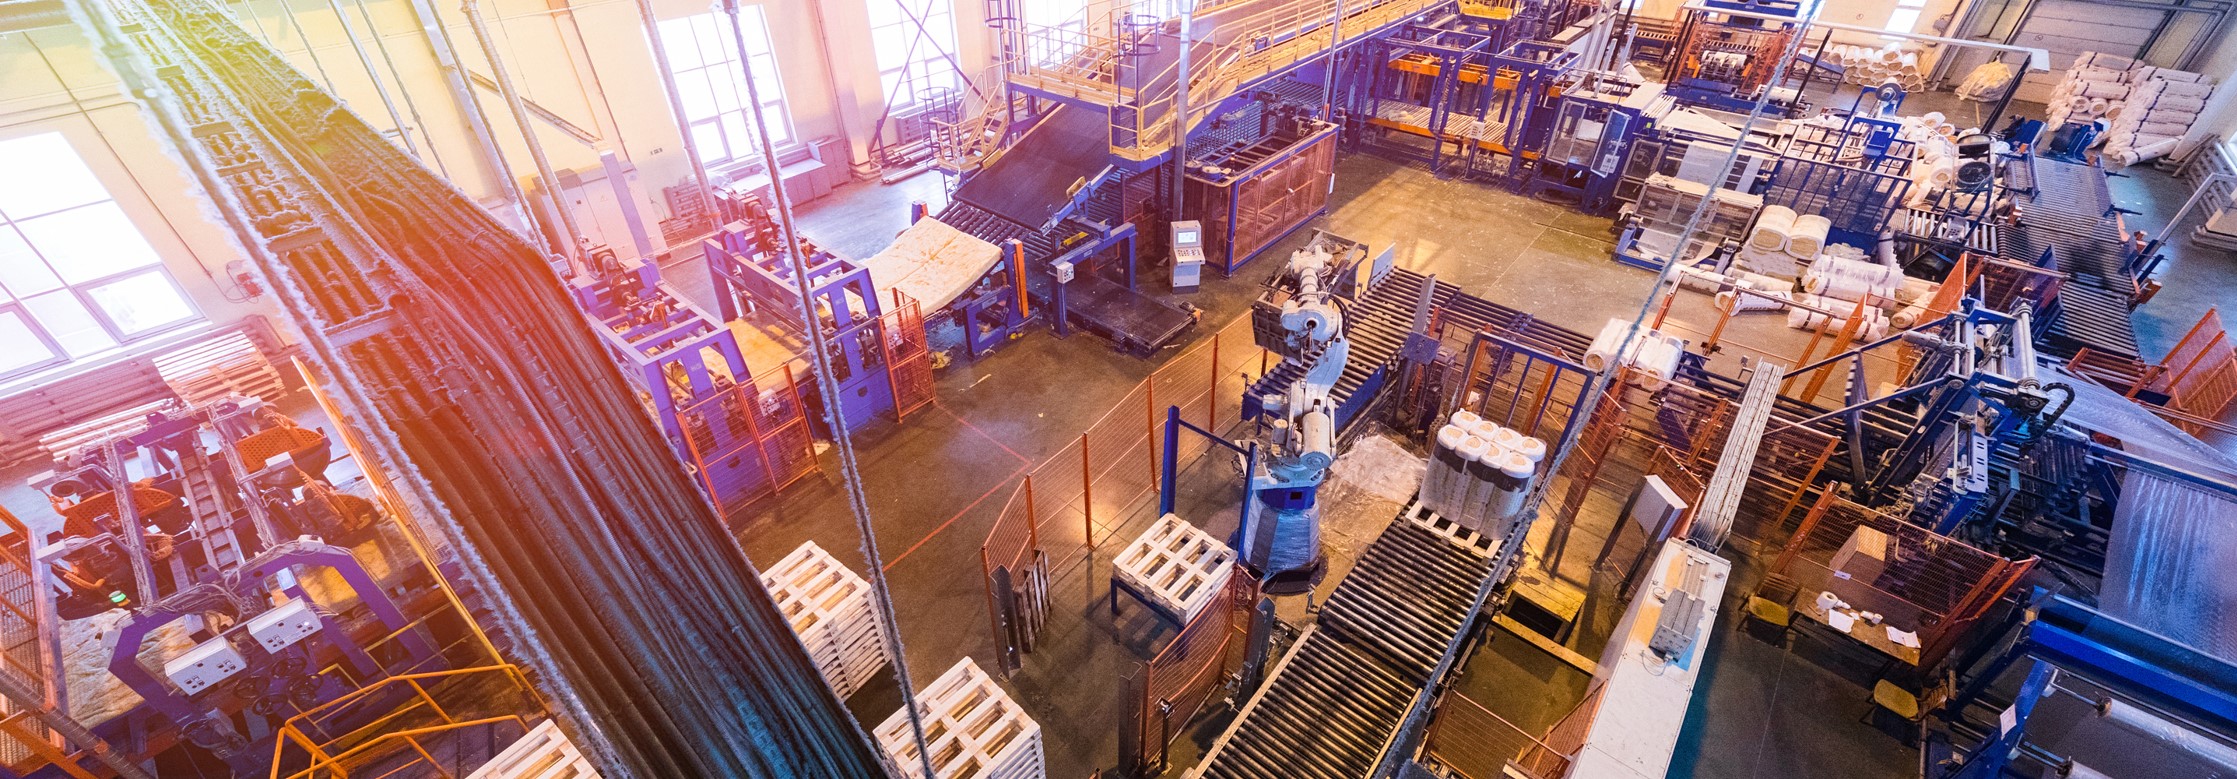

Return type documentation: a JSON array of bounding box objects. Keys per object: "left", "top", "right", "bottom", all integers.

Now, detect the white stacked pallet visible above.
[
  {"left": 468, "top": 720, "right": 600, "bottom": 779},
  {"left": 1112, "top": 514, "right": 1236, "bottom": 625},
  {"left": 877, "top": 658, "right": 1045, "bottom": 779},
  {"left": 761, "top": 541, "right": 889, "bottom": 700},
  {"left": 1400, "top": 499, "right": 1498, "bottom": 559}
]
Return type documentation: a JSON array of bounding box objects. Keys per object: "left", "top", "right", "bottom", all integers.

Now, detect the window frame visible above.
[
  {"left": 659, "top": 9, "right": 797, "bottom": 170},
  {"left": 0, "top": 132, "right": 205, "bottom": 383},
  {"left": 871, "top": 0, "right": 962, "bottom": 109}
]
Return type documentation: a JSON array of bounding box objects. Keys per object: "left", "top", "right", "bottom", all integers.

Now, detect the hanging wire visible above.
[
  {"left": 272, "top": 0, "right": 342, "bottom": 95},
  {"left": 719, "top": 1, "right": 940, "bottom": 776}
]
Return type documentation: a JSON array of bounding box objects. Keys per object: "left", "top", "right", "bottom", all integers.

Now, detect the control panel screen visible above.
[{"left": 1176, "top": 229, "right": 1199, "bottom": 244}]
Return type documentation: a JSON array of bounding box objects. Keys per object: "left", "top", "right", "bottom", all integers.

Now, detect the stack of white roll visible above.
[
  {"left": 1787, "top": 215, "right": 1833, "bottom": 259},
  {"left": 1584, "top": 317, "right": 1688, "bottom": 387},
  {"left": 1786, "top": 292, "right": 1892, "bottom": 341},
  {"left": 2043, "top": 54, "right": 2133, "bottom": 130},
  {"left": 1736, "top": 205, "right": 1802, "bottom": 277},
  {"left": 1420, "top": 411, "right": 1544, "bottom": 537},
  {"left": 2102, "top": 73, "right": 2215, "bottom": 166},
  {"left": 1818, "top": 41, "right": 1927, "bottom": 89},
  {"left": 1802, "top": 253, "right": 1903, "bottom": 306}
]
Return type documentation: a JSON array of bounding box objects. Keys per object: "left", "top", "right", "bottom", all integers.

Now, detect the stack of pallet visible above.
[
  {"left": 1113, "top": 514, "right": 1236, "bottom": 624},
  {"left": 153, "top": 330, "right": 287, "bottom": 406},
  {"left": 761, "top": 541, "right": 889, "bottom": 700},
  {"left": 468, "top": 720, "right": 600, "bottom": 778},
  {"left": 2103, "top": 68, "right": 2215, "bottom": 166},
  {"left": 877, "top": 658, "right": 1045, "bottom": 779}
]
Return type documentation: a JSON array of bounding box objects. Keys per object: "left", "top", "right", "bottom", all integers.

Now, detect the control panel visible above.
[
  {"left": 164, "top": 638, "right": 248, "bottom": 696},
  {"left": 246, "top": 598, "right": 325, "bottom": 653},
  {"left": 1170, "top": 220, "right": 1204, "bottom": 293}
]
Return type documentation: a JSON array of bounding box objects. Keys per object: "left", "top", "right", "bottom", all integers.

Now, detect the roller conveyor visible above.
[
  {"left": 1249, "top": 267, "right": 1594, "bottom": 433},
  {"left": 1195, "top": 514, "right": 1495, "bottom": 779}
]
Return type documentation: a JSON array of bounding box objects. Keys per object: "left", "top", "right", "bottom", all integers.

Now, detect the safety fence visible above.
[
  {"left": 2070, "top": 306, "right": 2237, "bottom": 437},
  {"left": 0, "top": 508, "right": 53, "bottom": 771},
  {"left": 1126, "top": 566, "right": 1260, "bottom": 776},
  {"left": 1766, "top": 492, "right": 2036, "bottom": 668},
  {"left": 676, "top": 365, "right": 823, "bottom": 525},
  {"left": 1419, "top": 681, "right": 1602, "bottom": 779},
  {"left": 1540, "top": 368, "right": 1841, "bottom": 582},
  {"left": 983, "top": 316, "right": 1275, "bottom": 670},
  {"left": 881, "top": 292, "right": 938, "bottom": 423}
]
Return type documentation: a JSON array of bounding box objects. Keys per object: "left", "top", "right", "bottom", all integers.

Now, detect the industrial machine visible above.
[
  {"left": 1933, "top": 592, "right": 2237, "bottom": 779},
  {"left": 1664, "top": 0, "right": 1819, "bottom": 112},
  {"left": 1239, "top": 232, "right": 1371, "bottom": 590}
]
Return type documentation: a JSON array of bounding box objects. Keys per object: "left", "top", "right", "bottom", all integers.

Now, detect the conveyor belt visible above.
[
  {"left": 953, "top": 106, "right": 1114, "bottom": 229},
  {"left": 1197, "top": 512, "right": 1494, "bottom": 779},
  {"left": 1068, "top": 272, "right": 1197, "bottom": 354},
  {"left": 1249, "top": 268, "right": 1593, "bottom": 431},
  {"left": 2025, "top": 156, "right": 2115, "bottom": 224},
  {"left": 2038, "top": 282, "right": 2140, "bottom": 360}
]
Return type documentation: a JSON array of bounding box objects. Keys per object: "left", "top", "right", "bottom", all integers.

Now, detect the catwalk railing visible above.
[
  {"left": 270, "top": 665, "right": 550, "bottom": 779},
  {"left": 982, "top": 316, "right": 1273, "bottom": 670}
]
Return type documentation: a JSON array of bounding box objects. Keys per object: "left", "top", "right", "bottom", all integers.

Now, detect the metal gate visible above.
[
  {"left": 676, "top": 367, "right": 821, "bottom": 523},
  {"left": 881, "top": 291, "right": 937, "bottom": 423}
]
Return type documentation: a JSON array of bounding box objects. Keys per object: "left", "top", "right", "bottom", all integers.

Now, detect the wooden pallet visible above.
[{"left": 877, "top": 658, "right": 1044, "bottom": 779}]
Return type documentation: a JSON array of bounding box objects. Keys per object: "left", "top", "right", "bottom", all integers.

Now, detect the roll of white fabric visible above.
[
  {"left": 1787, "top": 215, "right": 1833, "bottom": 259},
  {"left": 2081, "top": 53, "right": 2135, "bottom": 71},
  {"left": 1453, "top": 435, "right": 1496, "bottom": 528},
  {"left": 2081, "top": 82, "right": 2126, "bottom": 100},
  {"left": 1894, "top": 277, "right": 1936, "bottom": 304},
  {"left": 1719, "top": 288, "right": 1790, "bottom": 313},
  {"left": 2140, "top": 121, "right": 2191, "bottom": 136},
  {"left": 2146, "top": 108, "right": 2200, "bottom": 124},
  {"left": 1750, "top": 205, "right": 1798, "bottom": 252},
  {"left": 2131, "top": 136, "right": 2181, "bottom": 162},
  {"left": 2157, "top": 81, "right": 2215, "bottom": 99},
  {"left": 2134, "top": 66, "right": 2202, "bottom": 84},
  {"left": 1487, "top": 451, "right": 1535, "bottom": 532},
  {"left": 1891, "top": 299, "right": 1933, "bottom": 329},
  {"left": 1735, "top": 271, "right": 1791, "bottom": 291},
  {"left": 2151, "top": 96, "right": 2208, "bottom": 113},
  {"left": 2086, "top": 98, "right": 2111, "bottom": 115}
]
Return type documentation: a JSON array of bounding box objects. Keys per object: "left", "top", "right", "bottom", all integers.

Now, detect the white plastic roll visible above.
[
  {"left": 1750, "top": 206, "right": 1798, "bottom": 252},
  {"left": 1453, "top": 436, "right": 1494, "bottom": 526},
  {"left": 1509, "top": 435, "right": 1546, "bottom": 465},
  {"left": 1787, "top": 215, "right": 1833, "bottom": 259},
  {"left": 2140, "top": 121, "right": 2191, "bottom": 137},
  {"left": 1487, "top": 451, "right": 1535, "bottom": 534},
  {"left": 2152, "top": 96, "right": 2208, "bottom": 113},
  {"left": 1426, "top": 424, "right": 1469, "bottom": 515},
  {"left": 1735, "top": 271, "right": 1790, "bottom": 291},
  {"left": 2080, "top": 82, "right": 2126, "bottom": 100},
  {"left": 1489, "top": 425, "right": 1523, "bottom": 451},
  {"left": 1719, "top": 288, "right": 1790, "bottom": 313},
  {"left": 1460, "top": 439, "right": 1505, "bottom": 531},
  {"left": 1890, "top": 299, "right": 1932, "bottom": 329}
]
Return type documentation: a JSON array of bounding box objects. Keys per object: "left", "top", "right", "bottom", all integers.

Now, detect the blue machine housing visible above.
[{"left": 705, "top": 222, "right": 899, "bottom": 432}]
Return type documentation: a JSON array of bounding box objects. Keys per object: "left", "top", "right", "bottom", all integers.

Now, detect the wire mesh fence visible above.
[
  {"left": 980, "top": 316, "right": 1273, "bottom": 669},
  {"left": 1420, "top": 682, "right": 1602, "bottom": 779},
  {"left": 1132, "top": 567, "right": 1259, "bottom": 775},
  {"left": 675, "top": 366, "right": 822, "bottom": 524}
]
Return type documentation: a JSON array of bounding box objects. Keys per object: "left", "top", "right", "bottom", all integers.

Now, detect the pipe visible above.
[
  {"left": 344, "top": 0, "right": 452, "bottom": 178},
  {"left": 401, "top": 0, "right": 532, "bottom": 227},
  {"left": 1171, "top": 6, "right": 1192, "bottom": 221},
  {"left": 718, "top": 2, "right": 936, "bottom": 777},
  {"left": 631, "top": 0, "right": 719, "bottom": 221},
  {"left": 461, "top": 0, "right": 585, "bottom": 276},
  {"left": 2093, "top": 697, "right": 2237, "bottom": 772},
  {"left": 322, "top": 0, "right": 418, "bottom": 160}
]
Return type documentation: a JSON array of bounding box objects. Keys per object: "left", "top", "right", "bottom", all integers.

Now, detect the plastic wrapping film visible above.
[{"left": 2060, "top": 368, "right": 2237, "bottom": 662}]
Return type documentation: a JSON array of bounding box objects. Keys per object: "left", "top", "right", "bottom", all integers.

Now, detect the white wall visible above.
[
  {"left": 0, "top": 0, "right": 997, "bottom": 382},
  {"left": 2184, "top": 24, "right": 2237, "bottom": 150},
  {"left": 0, "top": 26, "right": 280, "bottom": 357}
]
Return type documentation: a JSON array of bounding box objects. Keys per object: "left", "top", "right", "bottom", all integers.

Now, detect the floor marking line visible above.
[{"left": 883, "top": 462, "right": 1030, "bottom": 571}]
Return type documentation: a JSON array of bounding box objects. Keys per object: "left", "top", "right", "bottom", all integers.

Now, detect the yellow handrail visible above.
[{"left": 270, "top": 664, "right": 548, "bottom": 779}]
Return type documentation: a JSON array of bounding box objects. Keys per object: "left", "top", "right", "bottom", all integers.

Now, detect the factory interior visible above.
[{"left": 3, "top": 0, "right": 2237, "bottom": 775}]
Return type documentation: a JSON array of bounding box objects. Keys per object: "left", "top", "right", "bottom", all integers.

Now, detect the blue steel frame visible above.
[
  {"left": 570, "top": 258, "right": 751, "bottom": 444},
  {"left": 1941, "top": 591, "right": 2237, "bottom": 779},
  {"left": 704, "top": 223, "right": 895, "bottom": 432},
  {"left": 1525, "top": 78, "right": 1655, "bottom": 213},
  {"left": 1187, "top": 123, "right": 1341, "bottom": 275}
]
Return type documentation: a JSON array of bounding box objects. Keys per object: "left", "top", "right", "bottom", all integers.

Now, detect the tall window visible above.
[
  {"left": 872, "top": 0, "right": 961, "bottom": 109},
  {"left": 659, "top": 9, "right": 794, "bottom": 168},
  {"left": 0, "top": 132, "right": 200, "bottom": 380},
  {"left": 1024, "top": 0, "right": 1090, "bottom": 66},
  {"left": 1883, "top": 0, "right": 1929, "bottom": 37}
]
